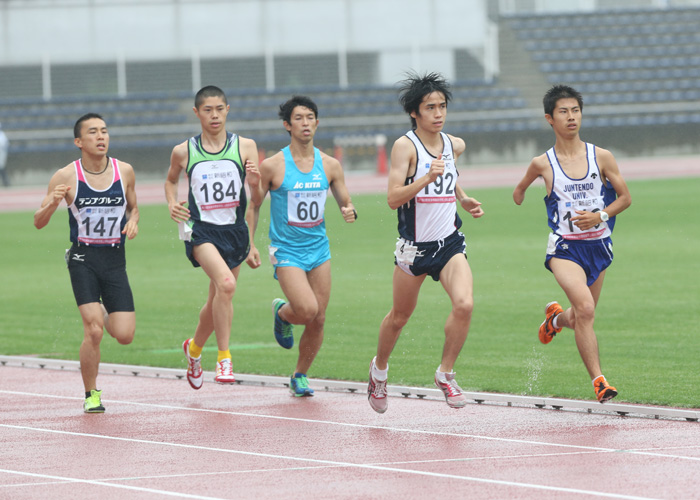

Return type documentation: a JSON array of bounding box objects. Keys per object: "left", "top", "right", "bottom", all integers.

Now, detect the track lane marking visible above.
[
  {"left": 0, "top": 424, "right": 658, "bottom": 500},
  {"left": 2, "top": 390, "right": 698, "bottom": 462}
]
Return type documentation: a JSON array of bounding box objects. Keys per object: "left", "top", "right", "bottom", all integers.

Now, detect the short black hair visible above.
[
  {"left": 398, "top": 72, "right": 452, "bottom": 129},
  {"left": 73, "top": 113, "right": 105, "bottom": 138},
  {"left": 194, "top": 85, "right": 228, "bottom": 109},
  {"left": 278, "top": 95, "right": 319, "bottom": 123},
  {"left": 543, "top": 84, "right": 583, "bottom": 117}
]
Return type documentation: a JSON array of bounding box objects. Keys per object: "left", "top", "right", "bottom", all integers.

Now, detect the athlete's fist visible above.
[
  {"left": 245, "top": 244, "right": 261, "bottom": 269},
  {"left": 51, "top": 184, "right": 71, "bottom": 206},
  {"left": 245, "top": 160, "right": 260, "bottom": 187},
  {"left": 341, "top": 206, "right": 357, "bottom": 223},
  {"left": 428, "top": 160, "right": 445, "bottom": 182}
]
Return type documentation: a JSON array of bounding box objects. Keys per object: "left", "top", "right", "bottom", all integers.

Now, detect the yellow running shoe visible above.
[{"left": 83, "top": 389, "right": 105, "bottom": 413}]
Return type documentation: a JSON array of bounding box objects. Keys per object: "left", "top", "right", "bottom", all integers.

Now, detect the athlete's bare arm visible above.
[
  {"left": 244, "top": 152, "right": 284, "bottom": 268},
  {"left": 447, "top": 134, "right": 466, "bottom": 159},
  {"left": 165, "top": 141, "right": 189, "bottom": 223},
  {"left": 322, "top": 153, "right": 356, "bottom": 223},
  {"left": 239, "top": 137, "right": 262, "bottom": 206},
  {"left": 387, "top": 136, "right": 443, "bottom": 210},
  {"left": 513, "top": 154, "right": 552, "bottom": 205},
  {"left": 447, "top": 135, "right": 482, "bottom": 217},
  {"left": 34, "top": 165, "right": 74, "bottom": 229},
  {"left": 455, "top": 184, "right": 484, "bottom": 218},
  {"left": 597, "top": 148, "right": 631, "bottom": 216},
  {"left": 120, "top": 161, "right": 139, "bottom": 240}
]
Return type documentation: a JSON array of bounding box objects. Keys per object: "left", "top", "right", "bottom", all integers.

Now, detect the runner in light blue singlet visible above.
[{"left": 268, "top": 145, "right": 330, "bottom": 272}]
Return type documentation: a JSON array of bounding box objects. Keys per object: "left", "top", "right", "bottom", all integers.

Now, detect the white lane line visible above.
[
  {"left": 0, "top": 469, "right": 227, "bottom": 499},
  {"left": 1, "top": 390, "right": 697, "bottom": 461},
  {"left": 0, "top": 425, "right": 657, "bottom": 500}
]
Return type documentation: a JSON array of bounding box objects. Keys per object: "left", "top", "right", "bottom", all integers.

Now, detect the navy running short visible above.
[
  {"left": 66, "top": 243, "right": 135, "bottom": 312},
  {"left": 185, "top": 221, "right": 250, "bottom": 269},
  {"left": 394, "top": 230, "right": 467, "bottom": 282},
  {"left": 545, "top": 233, "right": 614, "bottom": 286}
]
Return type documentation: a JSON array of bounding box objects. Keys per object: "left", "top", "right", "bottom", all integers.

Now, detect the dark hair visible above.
[
  {"left": 278, "top": 95, "right": 319, "bottom": 123},
  {"left": 194, "top": 85, "right": 228, "bottom": 109},
  {"left": 73, "top": 113, "right": 105, "bottom": 138},
  {"left": 398, "top": 72, "right": 452, "bottom": 129},
  {"left": 543, "top": 84, "right": 583, "bottom": 116}
]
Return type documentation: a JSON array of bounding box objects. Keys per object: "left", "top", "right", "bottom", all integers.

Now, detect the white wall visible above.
[{"left": 0, "top": 0, "right": 488, "bottom": 84}]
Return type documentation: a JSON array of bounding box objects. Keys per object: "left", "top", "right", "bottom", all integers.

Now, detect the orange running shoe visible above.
[
  {"left": 593, "top": 376, "right": 618, "bottom": 403},
  {"left": 539, "top": 301, "right": 564, "bottom": 344}
]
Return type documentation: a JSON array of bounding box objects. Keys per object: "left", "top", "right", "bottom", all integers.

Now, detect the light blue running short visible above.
[{"left": 269, "top": 239, "right": 331, "bottom": 279}]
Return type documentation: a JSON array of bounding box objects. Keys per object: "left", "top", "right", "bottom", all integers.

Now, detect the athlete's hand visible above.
[
  {"left": 571, "top": 210, "right": 601, "bottom": 231},
  {"left": 245, "top": 160, "right": 261, "bottom": 187},
  {"left": 51, "top": 184, "right": 71, "bottom": 206},
  {"left": 169, "top": 200, "right": 190, "bottom": 223},
  {"left": 341, "top": 206, "right": 357, "bottom": 223},
  {"left": 428, "top": 160, "right": 445, "bottom": 183},
  {"left": 245, "top": 245, "right": 261, "bottom": 269},
  {"left": 122, "top": 220, "right": 139, "bottom": 240},
  {"left": 460, "top": 197, "right": 484, "bottom": 218}
]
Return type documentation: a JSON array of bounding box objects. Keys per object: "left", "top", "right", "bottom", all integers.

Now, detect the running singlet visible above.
[
  {"left": 545, "top": 142, "right": 611, "bottom": 240},
  {"left": 186, "top": 133, "right": 246, "bottom": 226},
  {"left": 269, "top": 146, "right": 329, "bottom": 248},
  {"left": 397, "top": 130, "right": 462, "bottom": 242},
  {"left": 68, "top": 157, "right": 127, "bottom": 246}
]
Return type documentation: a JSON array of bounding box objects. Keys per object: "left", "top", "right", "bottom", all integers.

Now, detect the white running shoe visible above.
[
  {"left": 215, "top": 358, "right": 236, "bottom": 384},
  {"left": 367, "top": 357, "right": 388, "bottom": 414},
  {"left": 434, "top": 371, "right": 467, "bottom": 409},
  {"left": 182, "top": 338, "right": 203, "bottom": 390}
]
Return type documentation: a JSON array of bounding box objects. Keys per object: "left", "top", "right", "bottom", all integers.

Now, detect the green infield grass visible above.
[{"left": 2, "top": 176, "right": 698, "bottom": 407}]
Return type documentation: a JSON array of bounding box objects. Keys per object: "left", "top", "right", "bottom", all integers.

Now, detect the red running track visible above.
[{"left": 2, "top": 364, "right": 699, "bottom": 500}]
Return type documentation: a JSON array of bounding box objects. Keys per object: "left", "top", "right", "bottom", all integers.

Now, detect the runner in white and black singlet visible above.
[
  {"left": 165, "top": 86, "right": 261, "bottom": 390},
  {"left": 367, "top": 72, "right": 484, "bottom": 414},
  {"left": 34, "top": 113, "right": 140, "bottom": 414},
  {"left": 514, "top": 84, "right": 632, "bottom": 404}
]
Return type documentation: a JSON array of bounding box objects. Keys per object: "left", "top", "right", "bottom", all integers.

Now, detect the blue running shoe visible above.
[
  {"left": 272, "top": 298, "right": 294, "bottom": 349},
  {"left": 290, "top": 373, "right": 314, "bottom": 397}
]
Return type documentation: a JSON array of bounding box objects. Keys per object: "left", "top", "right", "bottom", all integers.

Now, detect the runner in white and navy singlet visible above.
[
  {"left": 543, "top": 142, "right": 615, "bottom": 286},
  {"left": 513, "top": 85, "right": 632, "bottom": 403},
  {"left": 68, "top": 157, "right": 127, "bottom": 247},
  {"left": 398, "top": 130, "right": 462, "bottom": 242},
  {"left": 545, "top": 142, "right": 612, "bottom": 241}
]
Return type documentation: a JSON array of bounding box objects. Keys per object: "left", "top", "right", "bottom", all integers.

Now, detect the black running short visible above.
[{"left": 66, "top": 243, "right": 135, "bottom": 312}]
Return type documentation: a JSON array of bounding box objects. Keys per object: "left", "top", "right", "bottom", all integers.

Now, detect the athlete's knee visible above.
[
  {"left": 83, "top": 322, "right": 104, "bottom": 345},
  {"left": 112, "top": 326, "right": 135, "bottom": 345},
  {"left": 295, "top": 300, "right": 320, "bottom": 324},
  {"left": 451, "top": 297, "right": 474, "bottom": 320},
  {"left": 387, "top": 308, "right": 411, "bottom": 330},
  {"left": 572, "top": 301, "right": 595, "bottom": 325},
  {"left": 215, "top": 275, "right": 237, "bottom": 298},
  {"left": 310, "top": 310, "right": 326, "bottom": 329},
  {"left": 107, "top": 313, "right": 136, "bottom": 345}
]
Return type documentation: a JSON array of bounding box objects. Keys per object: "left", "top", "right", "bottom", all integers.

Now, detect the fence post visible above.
[
  {"left": 117, "top": 52, "right": 127, "bottom": 97},
  {"left": 191, "top": 48, "right": 201, "bottom": 93},
  {"left": 42, "top": 54, "right": 52, "bottom": 101}
]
